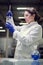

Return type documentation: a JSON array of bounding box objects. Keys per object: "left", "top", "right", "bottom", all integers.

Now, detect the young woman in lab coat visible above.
[{"left": 5, "top": 7, "right": 42, "bottom": 59}]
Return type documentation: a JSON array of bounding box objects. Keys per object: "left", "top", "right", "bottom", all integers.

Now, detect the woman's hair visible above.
[{"left": 26, "top": 7, "right": 42, "bottom": 23}]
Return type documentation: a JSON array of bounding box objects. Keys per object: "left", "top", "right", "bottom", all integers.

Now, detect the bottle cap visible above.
[{"left": 6, "top": 10, "right": 13, "bottom": 17}]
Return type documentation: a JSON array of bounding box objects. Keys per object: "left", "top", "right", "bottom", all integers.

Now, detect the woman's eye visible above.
[{"left": 25, "top": 14, "right": 28, "bottom": 16}]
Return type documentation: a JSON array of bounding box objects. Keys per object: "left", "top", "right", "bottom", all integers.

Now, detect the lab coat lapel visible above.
[{"left": 20, "top": 24, "right": 37, "bottom": 37}]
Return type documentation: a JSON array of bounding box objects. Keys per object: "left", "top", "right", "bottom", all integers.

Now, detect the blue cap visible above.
[{"left": 6, "top": 10, "right": 13, "bottom": 16}]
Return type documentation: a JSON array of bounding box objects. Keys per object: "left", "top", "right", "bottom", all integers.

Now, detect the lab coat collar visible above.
[{"left": 25, "top": 21, "right": 38, "bottom": 28}]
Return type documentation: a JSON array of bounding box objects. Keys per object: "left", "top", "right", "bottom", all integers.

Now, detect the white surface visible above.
[{"left": 0, "top": 58, "right": 43, "bottom": 65}]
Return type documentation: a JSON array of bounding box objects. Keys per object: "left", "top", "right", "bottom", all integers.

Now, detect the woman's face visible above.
[{"left": 24, "top": 11, "right": 35, "bottom": 23}]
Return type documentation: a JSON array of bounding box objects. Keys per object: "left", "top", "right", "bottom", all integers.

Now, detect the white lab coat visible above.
[{"left": 13, "top": 22, "right": 42, "bottom": 59}]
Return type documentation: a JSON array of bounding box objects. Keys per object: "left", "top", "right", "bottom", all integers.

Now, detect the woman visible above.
[{"left": 5, "top": 7, "right": 42, "bottom": 59}]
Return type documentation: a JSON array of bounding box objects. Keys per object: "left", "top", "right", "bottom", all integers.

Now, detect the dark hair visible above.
[{"left": 26, "top": 8, "right": 41, "bottom": 22}]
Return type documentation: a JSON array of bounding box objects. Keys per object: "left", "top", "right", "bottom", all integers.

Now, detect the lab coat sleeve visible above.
[
  {"left": 14, "top": 26, "right": 22, "bottom": 31},
  {"left": 12, "top": 20, "right": 22, "bottom": 31},
  {"left": 13, "top": 25, "right": 42, "bottom": 46}
]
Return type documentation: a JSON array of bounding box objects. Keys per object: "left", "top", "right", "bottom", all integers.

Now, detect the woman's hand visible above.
[{"left": 5, "top": 22, "right": 15, "bottom": 33}]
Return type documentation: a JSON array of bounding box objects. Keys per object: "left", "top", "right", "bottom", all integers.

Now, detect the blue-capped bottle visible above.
[
  {"left": 31, "top": 49, "right": 40, "bottom": 65},
  {"left": 5, "top": 5, "right": 15, "bottom": 33},
  {"left": 31, "top": 50, "right": 40, "bottom": 60},
  {"left": 6, "top": 5, "right": 13, "bottom": 23}
]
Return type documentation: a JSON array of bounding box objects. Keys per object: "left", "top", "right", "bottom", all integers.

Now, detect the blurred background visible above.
[{"left": 0, "top": 0, "right": 43, "bottom": 58}]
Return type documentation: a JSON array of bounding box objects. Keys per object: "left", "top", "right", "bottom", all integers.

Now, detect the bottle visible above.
[
  {"left": 31, "top": 47, "right": 40, "bottom": 65},
  {"left": 5, "top": 5, "right": 13, "bottom": 57},
  {"left": 6, "top": 5, "right": 13, "bottom": 23},
  {"left": 31, "top": 50, "right": 40, "bottom": 60}
]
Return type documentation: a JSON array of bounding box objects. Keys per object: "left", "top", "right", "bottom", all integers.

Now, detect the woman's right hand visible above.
[{"left": 5, "top": 22, "right": 15, "bottom": 33}]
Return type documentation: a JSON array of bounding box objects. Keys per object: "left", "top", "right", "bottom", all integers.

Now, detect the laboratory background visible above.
[{"left": 0, "top": 0, "right": 43, "bottom": 59}]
